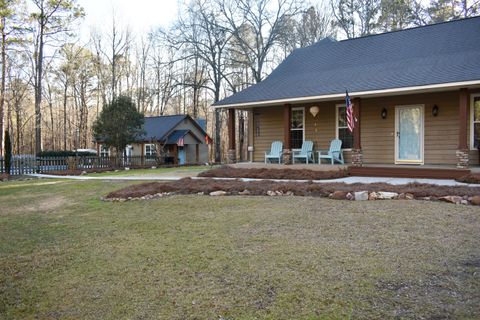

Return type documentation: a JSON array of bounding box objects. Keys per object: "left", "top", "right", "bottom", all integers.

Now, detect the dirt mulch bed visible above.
[
  {"left": 457, "top": 173, "right": 480, "bottom": 184},
  {"left": 105, "top": 177, "right": 480, "bottom": 200},
  {"left": 198, "top": 166, "right": 348, "bottom": 180}
]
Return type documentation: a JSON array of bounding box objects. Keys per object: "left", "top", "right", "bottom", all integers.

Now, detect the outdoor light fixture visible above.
[
  {"left": 432, "top": 105, "right": 439, "bottom": 117},
  {"left": 381, "top": 108, "right": 387, "bottom": 119},
  {"left": 309, "top": 106, "right": 320, "bottom": 132}
]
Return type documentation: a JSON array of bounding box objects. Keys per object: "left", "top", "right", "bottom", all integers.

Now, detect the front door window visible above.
[{"left": 396, "top": 105, "right": 423, "bottom": 163}]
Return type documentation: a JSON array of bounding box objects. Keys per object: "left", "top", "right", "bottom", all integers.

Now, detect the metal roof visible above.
[{"left": 215, "top": 17, "right": 480, "bottom": 107}]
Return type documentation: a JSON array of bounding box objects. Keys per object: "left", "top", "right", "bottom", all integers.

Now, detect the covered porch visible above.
[{"left": 224, "top": 88, "right": 479, "bottom": 170}]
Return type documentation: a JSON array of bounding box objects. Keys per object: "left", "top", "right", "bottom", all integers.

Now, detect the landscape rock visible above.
[
  {"left": 346, "top": 192, "right": 354, "bottom": 200},
  {"left": 405, "top": 193, "right": 414, "bottom": 200},
  {"left": 238, "top": 189, "right": 251, "bottom": 195},
  {"left": 469, "top": 195, "right": 480, "bottom": 205},
  {"left": 368, "top": 192, "right": 379, "bottom": 200},
  {"left": 354, "top": 191, "right": 369, "bottom": 201},
  {"left": 285, "top": 191, "right": 294, "bottom": 196},
  {"left": 377, "top": 192, "right": 398, "bottom": 200},
  {"left": 275, "top": 191, "right": 283, "bottom": 196},
  {"left": 439, "top": 195, "right": 463, "bottom": 204},
  {"left": 209, "top": 191, "right": 227, "bottom": 196},
  {"left": 461, "top": 200, "right": 469, "bottom": 205},
  {"left": 197, "top": 192, "right": 205, "bottom": 195},
  {"left": 329, "top": 191, "right": 349, "bottom": 200},
  {"left": 267, "top": 190, "right": 276, "bottom": 196},
  {"left": 125, "top": 167, "right": 130, "bottom": 171}
]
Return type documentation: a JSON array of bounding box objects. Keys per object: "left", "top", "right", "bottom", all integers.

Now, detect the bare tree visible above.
[
  {"left": 219, "top": 0, "right": 302, "bottom": 83},
  {"left": 29, "top": 0, "right": 83, "bottom": 154}
]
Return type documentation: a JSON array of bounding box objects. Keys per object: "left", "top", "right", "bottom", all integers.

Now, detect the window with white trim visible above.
[
  {"left": 472, "top": 95, "right": 480, "bottom": 149},
  {"left": 145, "top": 143, "right": 156, "bottom": 157},
  {"left": 99, "top": 145, "right": 110, "bottom": 157},
  {"left": 336, "top": 105, "right": 353, "bottom": 149},
  {"left": 290, "top": 107, "right": 304, "bottom": 149}
]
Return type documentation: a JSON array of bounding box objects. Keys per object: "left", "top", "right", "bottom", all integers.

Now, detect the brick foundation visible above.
[
  {"left": 456, "top": 149, "right": 469, "bottom": 169},
  {"left": 351, "top": 149, "right": 363, "bottom": 167}
]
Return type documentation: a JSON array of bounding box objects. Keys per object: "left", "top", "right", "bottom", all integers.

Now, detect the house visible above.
[
  {"left": 214, "top": 17, "right": 480, "bottom": 173},
  {"left": 97, "top": 115, "right": 210, "bottom": 165}
]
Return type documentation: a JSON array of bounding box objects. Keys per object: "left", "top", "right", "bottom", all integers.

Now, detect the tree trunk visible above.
[
  {"left": 34, "top": 9, "right": 45, "bottom": 155},
  {"left": 63, "top": 78, "right": 68, "bottom": 150},
  {"left": 0, "top": 16, "right": 5, "bottom": 156}
]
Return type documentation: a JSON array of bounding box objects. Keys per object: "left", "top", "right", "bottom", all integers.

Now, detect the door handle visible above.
[{"left": 396, "top": 131, "right": 400, "bottom": 137}]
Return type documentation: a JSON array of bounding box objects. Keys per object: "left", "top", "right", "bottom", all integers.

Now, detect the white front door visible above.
[{"left": 395, "top": 105, "right": 424, "bottom": 164}]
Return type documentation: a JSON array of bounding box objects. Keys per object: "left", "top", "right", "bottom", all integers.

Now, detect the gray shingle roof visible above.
[
  {"left": 138, "top": 115, "right": 187, "bottom": 141},
  {"left": 165, "top": 130, "right": 189, "bottom": 144},
  {"left": 215, "top": 17, "right": 480, "bottom": 107},
  {"left": 136, "top": 115, "right": 209, "bottom": 143}
]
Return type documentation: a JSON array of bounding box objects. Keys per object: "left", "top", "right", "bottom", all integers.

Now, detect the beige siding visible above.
[
  {"left": 252, "top": 107, "right": 284, "bottom": 161},
  {"left": 248, "top": 90, "right": 474, "bottom": 166}
]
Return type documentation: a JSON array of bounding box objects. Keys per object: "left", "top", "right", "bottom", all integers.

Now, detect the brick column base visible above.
[
  {"left": 351, "top": 149, "right": 363, "bottom": 167},
  {"left": 282, "top": 149, "right": 292, "bottom": 165},
  {"left": 456, "top": 149, "right": 469, "bottom": 169},
  {"left": 227, "top": 149, "right": 236, "bottom": 164}
]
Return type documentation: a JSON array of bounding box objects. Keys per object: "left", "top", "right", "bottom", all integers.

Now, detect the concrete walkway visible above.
[{"left": 26, "top": 173, "right": 480, "bottom": 187}]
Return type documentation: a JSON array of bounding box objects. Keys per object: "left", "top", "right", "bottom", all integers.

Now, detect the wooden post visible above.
[
  {"left": 457, "top": 88, "right": 469, "bottom": 168},
  {"left": 173, "top": 144, "right": 178, "bottom": 165},
  {"left": 141, "top": 142, "right": 145, "bottom": 166},
  {"left": 283, "top": 104, "right": 291, "bottom": 150},
  {"left": 458, "top": 88, "right": 468, "bottom": 150},
  {"left": 352, "top": 97, "right": 363, "bottom": 166},
  {"left": 195, "top": 144, "right": 199, "bottom": 163},
  {"left": 353, "top": 98, "right": 361, "bottom": 150},
  {"left": 227, "top": 108, "right": 236, "bottom": 163},
  {"left": 283, "top": 104, "right": 292, "bottom": 164}
]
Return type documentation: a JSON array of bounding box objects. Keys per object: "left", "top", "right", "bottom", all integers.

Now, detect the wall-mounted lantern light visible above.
[
  {"left": 432, "top": 105, "right": 439, "bottom": 117},
  {"left": 381, "top": 108, "right": 387, "bottom": 119}
]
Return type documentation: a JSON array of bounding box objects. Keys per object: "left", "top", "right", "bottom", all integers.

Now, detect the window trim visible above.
[
  {"left": 470, "top": 93, "right": 480, "bottom": 150},
  {"left": 144, "top": 143, "right": 156, "bottom": 157},
  {"left": 290, "top": 107, "right": 305, "bottom": 150},
  {"left": 335, "top": 104, "right": 353, "bottom": 151},
  {"left": 99, "top": 144, "right": 110, "bottom": 157}
]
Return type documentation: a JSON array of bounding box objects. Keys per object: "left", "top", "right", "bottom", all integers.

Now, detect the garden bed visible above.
[
  {"left": 105, "top": 178, "right": 480, "bottom": 204},
  {"left": 457, "top": 173, "right": 480, "bottom": 184},
  {"left": 198, "top": 166, "right": 348, "bottom": 180}
]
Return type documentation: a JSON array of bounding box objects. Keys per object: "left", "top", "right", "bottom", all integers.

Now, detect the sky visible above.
[{"left": 78, "top": 0, "right": 179, "bottom": 39}]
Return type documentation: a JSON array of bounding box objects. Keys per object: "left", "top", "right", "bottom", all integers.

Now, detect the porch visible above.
[
  {"left": 225, "top": 89, "right": 479, "bottom": 169},
  {"left": 231, "top": 162, "right": 475, "bottom": 180}
]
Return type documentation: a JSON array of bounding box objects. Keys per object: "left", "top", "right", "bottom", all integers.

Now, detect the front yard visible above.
[{"left": 0, "top": 179, "right": 479, "bottom": 319}]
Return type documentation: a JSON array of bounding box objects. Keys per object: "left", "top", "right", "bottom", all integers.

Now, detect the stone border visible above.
[{"left": 102, "top": 189, "right": 480, "bottom": 206}]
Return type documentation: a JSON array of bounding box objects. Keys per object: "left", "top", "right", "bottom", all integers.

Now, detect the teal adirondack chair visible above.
[
  {"left": 318, "top": 139, "right": 344, "bottom": 164},
  {"left": 265, "top": 141, "right": 283, "bottom": 163},
  {"left": 292, "top": 140, "right": 314, "bottom": 164}
]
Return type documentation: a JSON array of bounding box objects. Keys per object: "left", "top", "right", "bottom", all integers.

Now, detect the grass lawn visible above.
[
  {"left": 84, "top": 165, "right": 211, "bottom": 177},
  {"left": 0, "top": 179, "right": 479, "bottom": 319}
]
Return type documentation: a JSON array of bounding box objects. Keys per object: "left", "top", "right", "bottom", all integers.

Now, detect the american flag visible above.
[
  {"left": 346, "top": 91, "right": 354, "bottom": 133},
  {"left": 177, "top": 137, "right": 184, "bottom": 147}
]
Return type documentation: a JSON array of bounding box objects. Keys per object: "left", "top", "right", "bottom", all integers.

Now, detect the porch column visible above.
[
  {"left": 227, "top": 108, "right": 236, "bottom": 163},
  {"left": 456, "top": 88, "right": 469, "bottom": 168},
  {"left": 283, "top": 104, "right": 292, "bottom": 164},
  {"left": 352, "top": 97, "right": 363, "bottom": 166}
]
